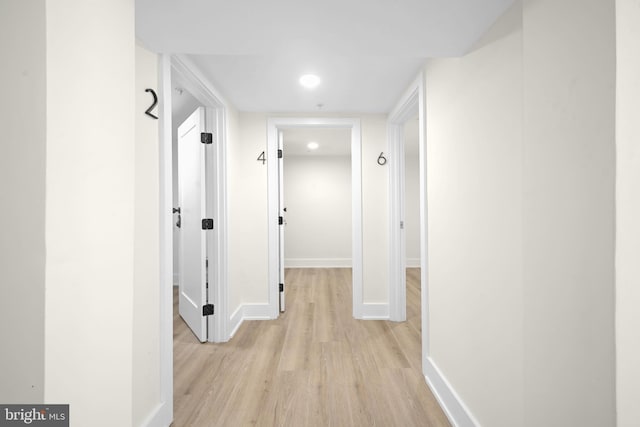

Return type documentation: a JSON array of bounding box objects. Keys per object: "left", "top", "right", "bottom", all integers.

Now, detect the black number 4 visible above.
[{"left": 257, "top": 151, "right": 266, "bottom": 165}]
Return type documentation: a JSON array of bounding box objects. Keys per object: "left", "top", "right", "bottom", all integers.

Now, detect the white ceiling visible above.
[
  {"left": 283, "top": 128, "right": 352, "bottom": 157},
  {"left": 187, "top": 54, "right": 427, "bottom": 113},
  {"left": 136, "top": 0, "right": 514, "bottom": 113},
  {"left": 282, "top": 117, "right": 419, "bottom": 157}
]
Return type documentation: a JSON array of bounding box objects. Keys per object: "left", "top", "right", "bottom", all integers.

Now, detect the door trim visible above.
[
  {"left": 388, "top": 72, "right": 429, "bottom": 359},
  {"left": 157, "top": 53, "right": 231, "bottom": 425},
  {"left": 154, "top": 54, "right": 174, "bottom": 427},
  {"left": 171, "top": 54, "right": 229, "bottom": 343},
  {"left": 267, "top": 117, "right": 364, "bottom": 319}
]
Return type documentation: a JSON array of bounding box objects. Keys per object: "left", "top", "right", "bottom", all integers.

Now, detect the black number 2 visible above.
[{"left": 145, "top": 88, "right": 159, "bottom": 120}]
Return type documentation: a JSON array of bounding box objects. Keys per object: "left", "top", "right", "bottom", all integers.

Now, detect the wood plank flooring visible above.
[{"left": 173, "top": 268, "right": 450, "bottom": 427}]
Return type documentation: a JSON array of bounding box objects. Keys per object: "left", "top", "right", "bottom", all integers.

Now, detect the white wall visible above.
[
  {"left": 229, "top": 113, "right": 388, "bottom": 309},
  {"left": 44, "top": 1, "right": 135, "bottom": 426},
  {"left": 0, "top": 0, "right": 46, "bottom": 403},
  {"left": 522, "top": 0, "right": 616, "bottom": 425},
  {"left": 616, "top": 0, "right": 640, "bottom": 425},
  {"left": 228, "top": 113, "right": 270, "bottom": 306},
  {"left": 424, "top": 1, "right": 616, "bottom": 426},
  {"left": 360, "top": 115, "right": 389, "bottom": 303},
  {"left": 133, "top": 43, "right": 161, "bottom": 426},
  {"left": 226, "top": 106, "right": 243, "bottom": 315},
  {"left": 284, "top": 155, "right": 352, "bottom": 267},
  {"left": 425, "top": 3, "right": 524, "bottom": 425}
]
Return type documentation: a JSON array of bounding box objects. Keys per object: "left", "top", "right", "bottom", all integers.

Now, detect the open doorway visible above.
[
  {"left": 157, "top": 54, "right": 231, "bottom": 425},
  {"left": 267, "top": 118, "right": 364, "bottom": 319},
  {"left": 388, "top": 73, "right": 429, "bottom": 374},
  {"left": 278, "top": 128, "right": 353, "bottom": 315},
  {"left": 170, "top": 59, "right": 226, "bottom": 344},
  {"left": 403, "top": 114, "right": 422, "bottom": 333},
  {"left": 279, "top": 128, "right": 352, "bottom": 322},
  {"left": 281, "top": 128, "right": 352, "bottom": 270}
]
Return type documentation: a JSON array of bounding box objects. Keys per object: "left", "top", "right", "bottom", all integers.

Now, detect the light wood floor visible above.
[{"left": 173, "top": 268, "right": 450, "bottom": 427}]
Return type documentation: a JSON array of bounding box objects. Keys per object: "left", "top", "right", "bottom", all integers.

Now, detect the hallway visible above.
[{"left": 173, "top": 268, "right": 450, "bottom": 426}]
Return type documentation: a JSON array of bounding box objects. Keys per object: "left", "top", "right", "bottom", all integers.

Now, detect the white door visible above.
[
  {"left": 278, "top": 130, "right": 286, "bottom": 312},
  {"left": 178, "top": 107, "right": 211, "bottom": 342}
]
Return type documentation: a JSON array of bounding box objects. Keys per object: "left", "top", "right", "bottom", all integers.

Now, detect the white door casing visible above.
[
  {"left": 388, "top": 72, "right": 429, "bottom": 366},
  {"left": 173, "top": 55, "right": 228, "bottom": 344},
  {"left": 267, "top": 117, "right": 363, "bottom": 319},
  {"left": 157, "top": 55, "right": 230, "bottom": 425},
  {"left": 278, "top": 130, "right": 286, "bottom": 312}
]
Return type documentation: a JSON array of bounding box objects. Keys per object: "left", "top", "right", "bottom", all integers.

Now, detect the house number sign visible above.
[{"left": 145, "top": 88, "right": 159, "bottom": 120}]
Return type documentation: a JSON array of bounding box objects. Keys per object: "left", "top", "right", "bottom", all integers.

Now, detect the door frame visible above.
[
  {"left": 171, "top": 55, "right": 229, "bottom": 343},
  {"left": 156, "top": 54, "right": 174, "bottom": 427},
  {"left": 267, "top": 117, "right": 364, "bottom": 319},
  {"left": 388, "top": 72, "right": 429, "bottom": 358},
  {"left": 157, "top": 53, "right": 231, "bottom": 423}
]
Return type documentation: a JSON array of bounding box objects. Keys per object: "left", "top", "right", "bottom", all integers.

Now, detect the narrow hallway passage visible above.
[{"left": 174, "top": 268, "right": 449, "bottom": 426}]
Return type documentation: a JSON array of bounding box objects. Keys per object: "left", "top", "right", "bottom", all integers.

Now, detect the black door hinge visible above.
[
  {"left": 202, "top": 304, "right": 214, "bottom": 316},
  {"left": 278, "top": 216, "right": 284, "bottom": 225},
  {"left": 278, "top": 149, "right": 283, "bottom": 159},
  {"left": 279, "top": 283, "right": 284, "bottom": 292},
  {"left": 201, "top": 132, "right": 213, "bottom": 144},
  {"left": 202, "top": 218, "right": 214, "bottom": 229}
]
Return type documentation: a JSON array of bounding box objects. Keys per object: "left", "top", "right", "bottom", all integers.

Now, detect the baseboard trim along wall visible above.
[
  {"left": 139, "top": 401, "right": 171, "bottom": 427},
  {"left": 229, "top": 302, "right": 389, "bottom": 337},
  {"left": 406, "top": 258, "right": 421, "bottom": 268},
  {"left": 361, "top": 303, "right": 390, "bottom": 320},
  {"left": 228, "top": 305, "right": 243, "bottom": 338},
  {"left": 243, "top": 304, "right": 272, "bottom": 319},
  {"left": 424, "top": 357, "right": 480, "bottom": 427},
  {"left": 284, "top": 258, "right": 352, "bottom": 268},
  {"left": 228, "top": 303, "right": 273, "bottom": 339}
]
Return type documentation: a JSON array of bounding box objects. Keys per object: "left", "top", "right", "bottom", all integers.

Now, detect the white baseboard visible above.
[
  {"left": 227, "top": 303, "right": 273, "bottom": 340},
  {"left": 243, "top": 303, "right": 272, "bottom": 319},
  {"left": 229, "top": 301, "right": 392, "bottom": 340},
  {"left": 423, "top": 357, "right": 480, "bottom": 427},
  {"left": 284, "top": 258, "right": 352, "bottom": 268},
  {"left": 228, "top": 305, "right": 243, "bottom": 339},
  {"left": 360, "top": 303, "right": 389, "bottom": 319},
  {"left": 406, "top": 258, "right": 421, "bottom": 268},
  {"left": 139, "top": 401, "right": 172, "bottom": 427}
]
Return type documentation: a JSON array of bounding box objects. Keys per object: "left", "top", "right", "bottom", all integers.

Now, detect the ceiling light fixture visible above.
[
  {"left": 307, "top": 142, "right": 319, "bottom": 150},
  {"left": 299, "top": 74, "right": 321, "bottom": 89}
]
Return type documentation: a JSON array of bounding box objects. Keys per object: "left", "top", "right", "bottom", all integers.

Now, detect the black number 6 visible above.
[
  {"left": 377, "top": 152, "right": 387, "bottom": 166},
  {"left": 145, "top": 88, "right": 159, "bottom": 120}
]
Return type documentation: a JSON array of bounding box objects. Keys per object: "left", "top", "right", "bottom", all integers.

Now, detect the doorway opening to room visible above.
[
  {"left": 169, "top": 57, "right": 228, "bottom": 345},
  {"left": 278, "top": 127, "right": 353, "bottom": 318},
  {"left": 267, "top": 118, "right": 364, "bottom": 319},
  {"left": 401, "top": 114, "right": 422, "bottom": 337},
  {"left": 388, "top": 74, "right": 429, "bottom": 373}
]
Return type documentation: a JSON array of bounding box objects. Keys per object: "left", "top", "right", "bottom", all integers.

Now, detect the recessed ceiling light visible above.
[
  {"left": 307, "top": 142, "right": 319, "bottom": 150},
  {"left": 299, "top": 74, "right": 321, "bottom": 89}
]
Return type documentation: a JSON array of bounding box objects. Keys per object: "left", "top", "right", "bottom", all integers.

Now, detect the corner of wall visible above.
[{"left": 424, "top": 358, "right": 481, "bottom": 427}]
